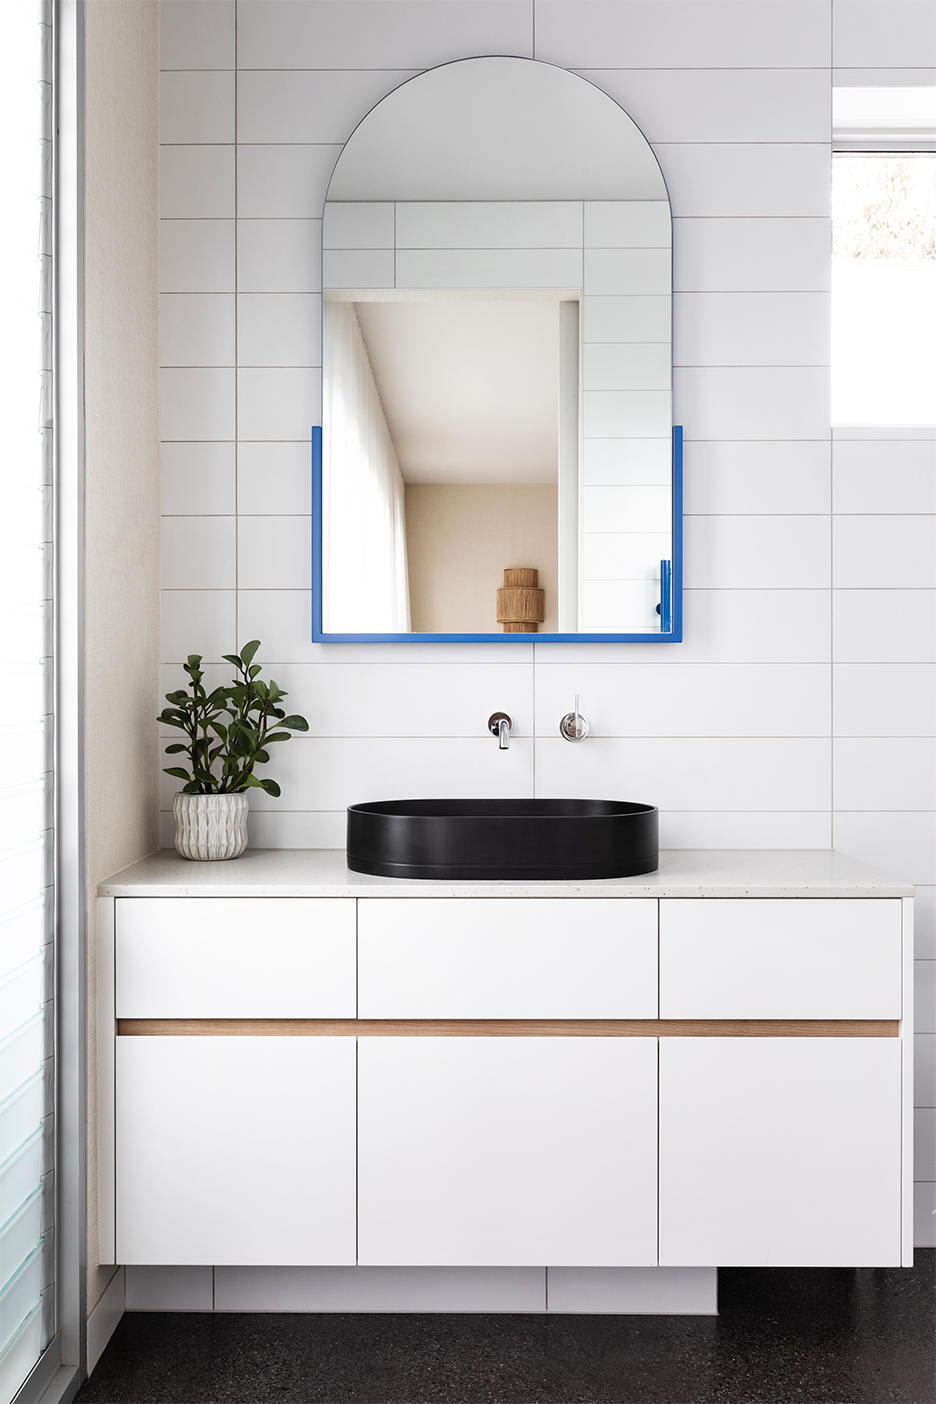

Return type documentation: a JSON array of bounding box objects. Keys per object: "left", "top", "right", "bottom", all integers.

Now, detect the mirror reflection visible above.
[
  {"left": 317, "top": 58, "right": 677, "bottom": 640},
  {"left": 323, "top": 292, "right": 573, "bottom": 634}
]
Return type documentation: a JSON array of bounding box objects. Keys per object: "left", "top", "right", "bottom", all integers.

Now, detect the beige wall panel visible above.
[
  {"left": 83, "top": 0, "right": 161, "bottom": 1314},
  {"left": 405, "top": 484, "right": 558, "bottom": 634}
]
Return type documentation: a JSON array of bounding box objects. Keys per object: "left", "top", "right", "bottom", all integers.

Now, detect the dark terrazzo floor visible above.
[{"left": 77, "top": 1253, "right": 935, "bottom": 1404}]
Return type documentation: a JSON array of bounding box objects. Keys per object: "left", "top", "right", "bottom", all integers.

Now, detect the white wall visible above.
[
  {"left": 85, "top": 0, "right": 161, "bottom": 1317},
  {"left": 404, "top": 483, "right": 559, "bottom": 635},
  {"left": 157, "top": 0, "right": 935, "bottom": 1247}
]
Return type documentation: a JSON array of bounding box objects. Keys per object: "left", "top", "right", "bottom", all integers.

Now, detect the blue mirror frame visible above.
[{"left": 311, "top": 424, "right": 682, "bottom": 643}]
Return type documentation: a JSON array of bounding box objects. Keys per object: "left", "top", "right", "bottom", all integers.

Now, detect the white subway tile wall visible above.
[{"left": 159, "top": 0, "right": 936, "bottom": 1252}]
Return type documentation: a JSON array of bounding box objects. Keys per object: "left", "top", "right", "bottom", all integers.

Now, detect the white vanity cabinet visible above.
[
  {"left": 355, "top": 898, "right": 658, "bottom": 1266},
  {"left": 97, "top": 851, "right": 914, "bottom": 1296},
  {"left": 112, "top": 895, "right": 358, "bottom": 1266},
  {"left": 657, "top": 897, "right": 906, "bottom": 1267}
]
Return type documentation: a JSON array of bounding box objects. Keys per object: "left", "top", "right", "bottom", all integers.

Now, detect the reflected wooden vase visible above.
[{"left": 496, "top": 568, "right": 545, "bottom": 633}]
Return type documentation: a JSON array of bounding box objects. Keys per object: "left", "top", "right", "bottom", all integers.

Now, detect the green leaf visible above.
[
  {"left": 160, "top": 640, "right": 298, "bottom": 802},
  {"left": 163, "top": 767, "right": 192, "bottom": 781}
]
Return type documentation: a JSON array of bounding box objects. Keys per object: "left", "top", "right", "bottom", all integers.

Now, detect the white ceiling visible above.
[{"left": 354, "top": 298, "right": 562, "bottom": 485}]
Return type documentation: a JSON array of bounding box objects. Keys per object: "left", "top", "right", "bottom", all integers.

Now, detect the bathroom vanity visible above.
[{"left": 95, "top": 849, "right": 913, "bottom": 1314}]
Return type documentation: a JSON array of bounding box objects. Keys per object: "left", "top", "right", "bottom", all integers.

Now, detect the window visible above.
[
  {"left": 0, "top": 3, "right": 54, "bottom": 1401},
  {"left": 831, "top": 89, "right": 936, "bottom": 426},
  {"left": 832, "top": 155, "right": 936, "bottom": 425}
]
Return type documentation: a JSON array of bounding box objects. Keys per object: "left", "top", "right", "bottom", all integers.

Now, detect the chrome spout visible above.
[{"left": 488, "top": 712, "right": 512, "bottom": 750}]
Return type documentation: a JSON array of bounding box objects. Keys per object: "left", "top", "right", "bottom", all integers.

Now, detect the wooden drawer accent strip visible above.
[{"left": 117, "top": 1018, "right": 899, "bottom": 1038}]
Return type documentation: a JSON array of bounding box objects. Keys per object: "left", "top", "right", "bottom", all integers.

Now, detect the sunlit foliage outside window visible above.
[{"left": 832, "top": 157, "right": 936, "bottom": 424}]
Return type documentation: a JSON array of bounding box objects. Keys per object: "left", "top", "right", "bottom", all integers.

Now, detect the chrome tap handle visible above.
[
  {"left": 559, "top": 694, "right": 589, "bottom": 742},
  {"left": 488, "top": 712, "right": 512, "bottom": 750}
]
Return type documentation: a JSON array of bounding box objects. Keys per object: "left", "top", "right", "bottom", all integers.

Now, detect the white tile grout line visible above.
[
  {"left": 234, "top": 4, "right": 239, "bottom": 652},
  {"left": 829, "top": 429, "right": 835, "bottom": 850}
]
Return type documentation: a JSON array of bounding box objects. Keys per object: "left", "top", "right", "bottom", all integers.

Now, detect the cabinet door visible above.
[
  {"left": 358, "top": 1037, "right": 658, "bottom": 1267},
  {"left": 116, "top": 1037, "right": 356, "bottom": 1265},
  {"left": 659, "top": 1038, "right": 902, "bottom": 1267}
]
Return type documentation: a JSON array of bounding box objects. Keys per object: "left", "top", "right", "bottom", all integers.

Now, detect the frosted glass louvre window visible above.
[
  {"left": 832, "top": 154, "right": 936, "bottom": 425},
  {"left": 0, "top": 4, "right": 52, "bottom": 1401}
]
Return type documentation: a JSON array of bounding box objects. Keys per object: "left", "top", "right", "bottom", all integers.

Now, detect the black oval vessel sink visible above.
[{"left": 347, "top": 798, "right": 658, "bottom": 880}]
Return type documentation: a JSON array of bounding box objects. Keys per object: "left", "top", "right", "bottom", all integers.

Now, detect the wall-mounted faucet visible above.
[
  {"left": 488, "top": 712, "right": 512, "bottom": 750},
  {"left": 559, "top": 694, "right": 589, "bottom": 742}
]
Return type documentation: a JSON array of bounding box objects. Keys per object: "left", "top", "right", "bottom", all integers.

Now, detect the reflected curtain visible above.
[{"left": 322, "top": 302, "right": 411, "bottom": 632}]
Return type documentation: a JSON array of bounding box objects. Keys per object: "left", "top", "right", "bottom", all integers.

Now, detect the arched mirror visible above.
[{"left": 314, "top": 56, "right": 682, "bottom": 642}]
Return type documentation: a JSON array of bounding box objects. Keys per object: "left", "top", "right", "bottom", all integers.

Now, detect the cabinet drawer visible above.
[
  {"left": 115, "top": 897, "right": 356, "bottom": 1017},
  {"left": 358, "top": 898, "right": 657, "bottom": 1018},
  {"left": 659, "top": 899, "right": 902, "bottom": 1019}
]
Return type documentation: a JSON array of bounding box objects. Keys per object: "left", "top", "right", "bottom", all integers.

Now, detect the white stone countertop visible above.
[{"left": 99, "top": 849, "right": 913, "bottom": 899}]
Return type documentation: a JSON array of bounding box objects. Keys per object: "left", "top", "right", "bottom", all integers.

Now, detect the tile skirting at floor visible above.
[{"left": 77, "top": 1253, "right": 935, "bottom": 1404}]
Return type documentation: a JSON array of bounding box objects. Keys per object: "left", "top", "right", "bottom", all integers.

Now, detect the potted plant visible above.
[{"left": 159, "top": 641, "right": 309, "bottom": 860}]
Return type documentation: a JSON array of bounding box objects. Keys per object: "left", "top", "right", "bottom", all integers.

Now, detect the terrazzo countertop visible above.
[{"left": 99, "top": 849, "right": 913, "bottom": 899}]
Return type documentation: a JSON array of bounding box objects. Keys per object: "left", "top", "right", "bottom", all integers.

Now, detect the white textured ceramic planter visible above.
[{"left": 173, "top": 793, "right": 249, "bottom": 861}]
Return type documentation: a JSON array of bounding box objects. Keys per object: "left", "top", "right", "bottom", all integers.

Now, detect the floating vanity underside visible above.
[{"left": 97, "top": 849, "right": 914, "bottom": 1316}]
